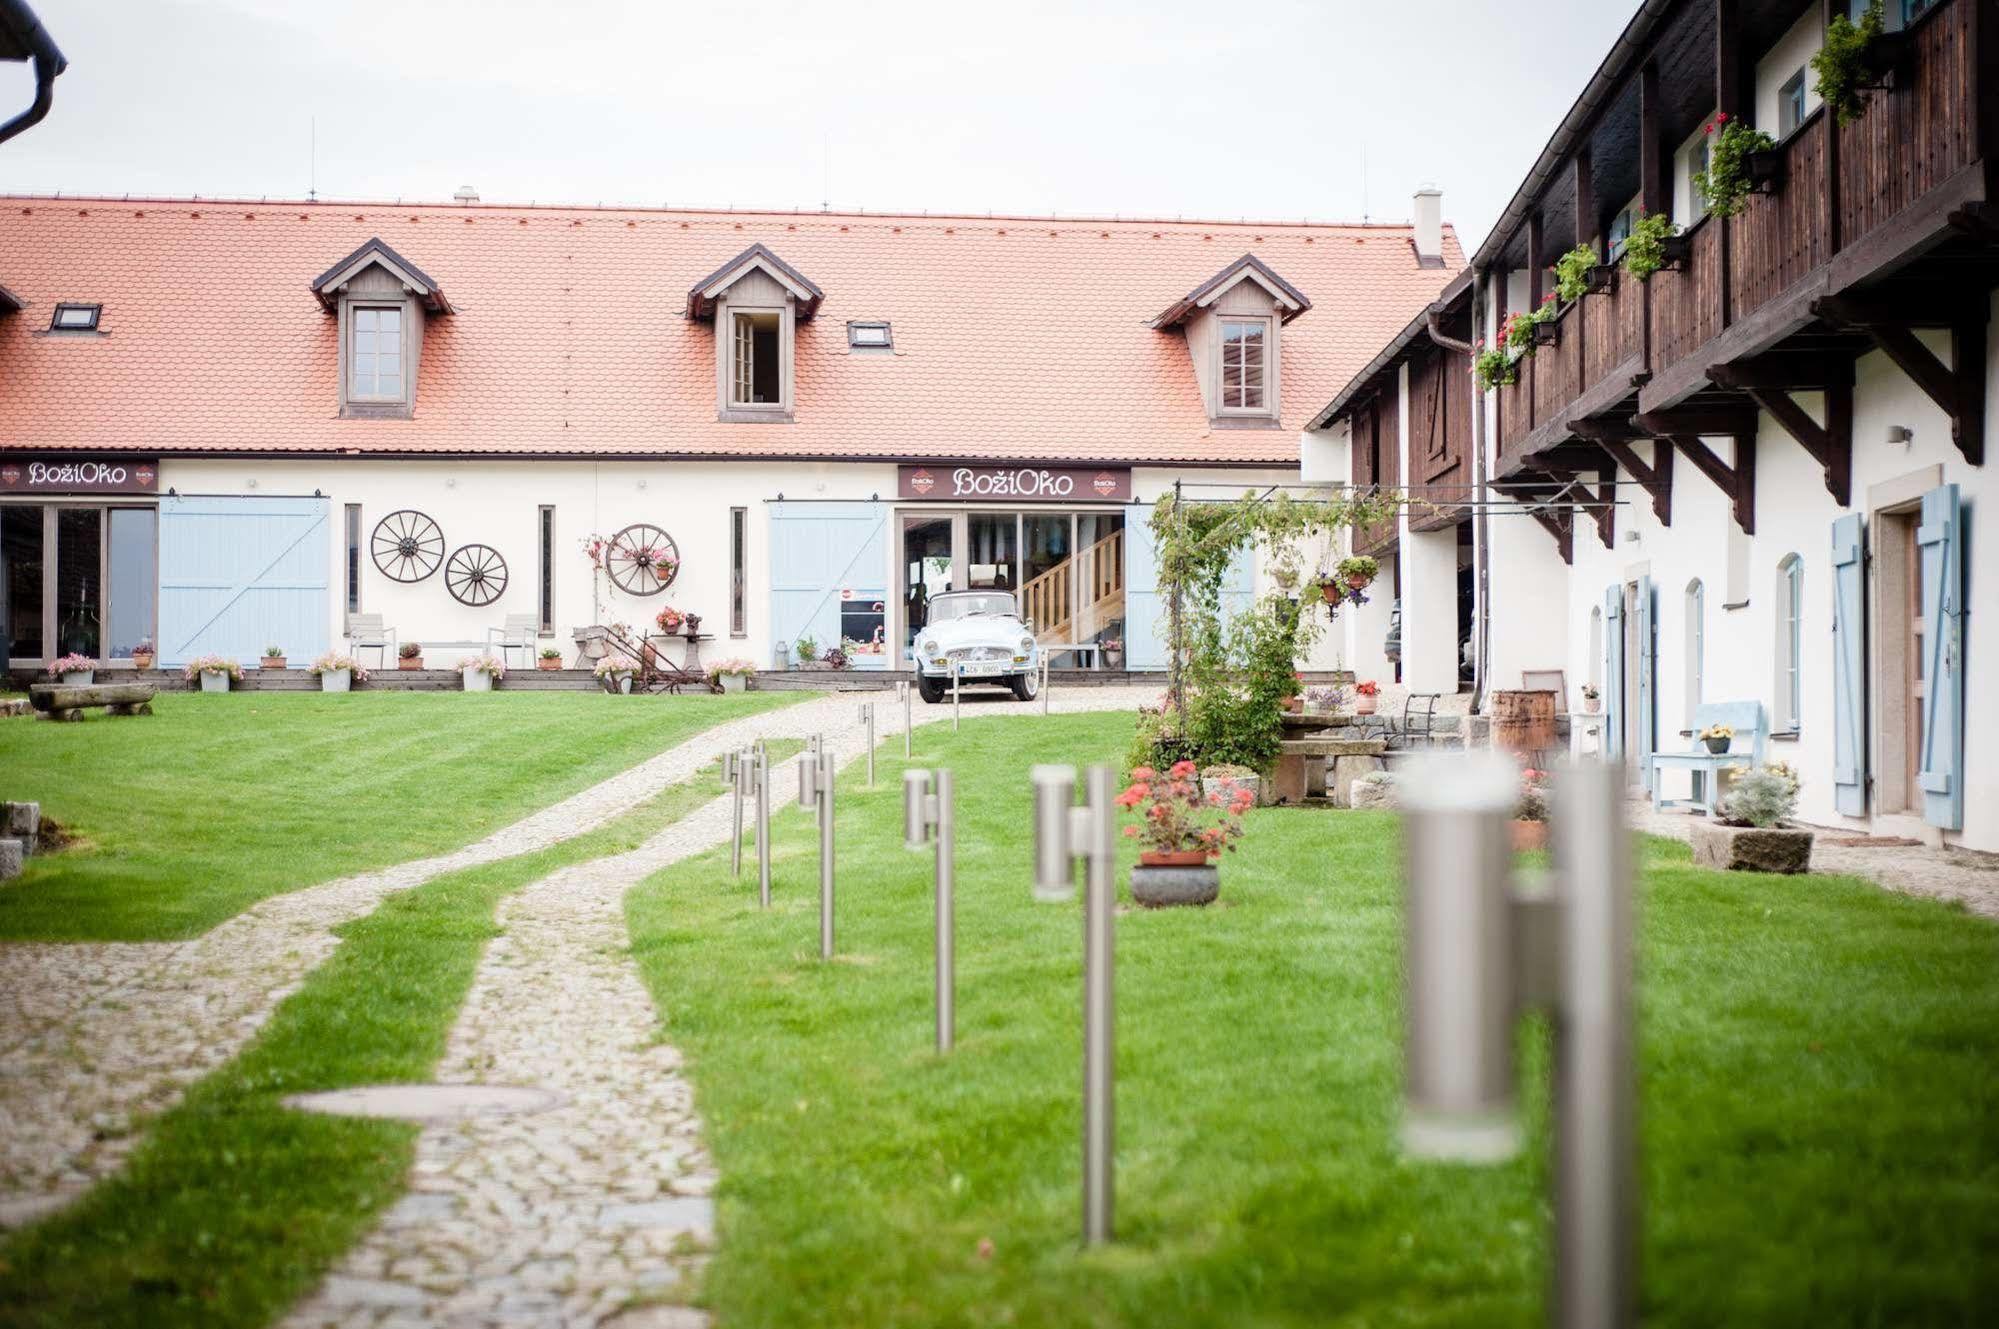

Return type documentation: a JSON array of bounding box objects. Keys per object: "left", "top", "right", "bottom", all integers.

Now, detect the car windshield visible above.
[{"left": 929, "top": 593, "right": 1016, "bottom": 622}]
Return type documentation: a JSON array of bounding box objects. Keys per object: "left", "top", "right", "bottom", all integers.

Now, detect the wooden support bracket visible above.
[
  {"left": 1814, "top": 297, "right": 1987, "bottom": 464},
  {"left": 1671, "top": 434, "right": 1757, "bottom": 535},
  {"left": 1527, "top": 505, "right": 1575, "bottom": 565},
  {"left": 1598, "top": 437, "right": 1674, "bottom": 526},
  {"left": 1711, "top": 357, "right": 1854, "bottom": 505}
]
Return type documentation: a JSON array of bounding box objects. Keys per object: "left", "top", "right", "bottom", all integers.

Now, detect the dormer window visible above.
[
  {"left": 51, "top": 302, "right": 101, "bottom": 332},
  {"left": 1220, "top": 318, "right": 1268, "bottom": 412},
  {"left": 1152, "top": 254, "right": 1306, "bottom": 427},
  {"left": 688, "top": 244, "right": 824, "bottom": 423},
  {"left": 310, "top": 237, "right": 452, "bottom": 419}
]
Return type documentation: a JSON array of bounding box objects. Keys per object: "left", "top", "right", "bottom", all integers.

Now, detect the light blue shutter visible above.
[
  {"left": 768, "top": 502, "right": 889, "bottom": 667},
  {"left": 1637, "top": 575, "right": 1656, "bottom": 791},
  {"left": 1603, "top": 585, "right": 1624, "bottom": 761},
  {"left": 1917, "top": 484, "right": 1965, "bottom": 829},
  {"left": 158, "top": 496, "right": 330, "bottom": 667},
  {"left": 1123, "top": 503, "right": 1165, "bottom": 670},
  {"left": 1830, "top": 514, "right": 1868, "bottom": 816}
]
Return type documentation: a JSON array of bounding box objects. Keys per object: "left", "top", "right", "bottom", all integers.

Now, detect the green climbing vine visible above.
[{"left": 1138, "top": 488, "right": 1406, "bottom": 774}]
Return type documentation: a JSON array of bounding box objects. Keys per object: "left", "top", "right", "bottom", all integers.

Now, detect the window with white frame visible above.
[
  {"left": 349, "top": 306, "right": 405, "bottom": 401},
  {"left": 1219, "top": 318, "right": 1269, "bottom": 412},
  {"left": 1779, "top": 70, "right": 1808, "bottom": 135},
  {"left": 1684, "top": 579, "right": 1704, "bottom": 729},
  {"left": 1776, "top": 554, "right": 1803, "bottom": 731},
  {"left": 730, "top": 310, "right": 782, "bottom": 407}
]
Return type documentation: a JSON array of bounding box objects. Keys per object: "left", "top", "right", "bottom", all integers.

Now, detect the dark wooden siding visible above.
[
  {"left": 1409, "top": 344, "right": 1473, "bottom": 532},
  {"left": 1352, "top": 390, "right": 1401, "bottom": 556}
]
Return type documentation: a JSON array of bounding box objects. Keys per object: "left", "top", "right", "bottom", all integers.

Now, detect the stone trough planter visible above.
[
  {"left": 1129, "top": 859, "right": 1219, "bottom": 908},
  {"left": 1689, "top": 819, "right": 1814, "bottom": 874}
]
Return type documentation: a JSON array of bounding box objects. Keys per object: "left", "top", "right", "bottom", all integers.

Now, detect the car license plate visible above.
[{"left": 959, "top": 661, "right": 1001, "bottom": 677}]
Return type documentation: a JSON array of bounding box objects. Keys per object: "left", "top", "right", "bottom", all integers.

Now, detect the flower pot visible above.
[
  {"left": 199, "top": 670, "right": 230, "bottom": 694},
  {"left": 1346, "top": 573, "right": 1374, "bottom": 592},
  {"left": 718, "top": 673, "right": 747, "bottom": 693},
  {"left": 131, "top": 654, "right": 154, "bottom": 671},
  {"left": 463, "top": 668, "right": 494, "bottom": 692},
  {"left": 1283, "top": 696, "right": 1302, "bottom": 713},
  {"left": 537, "top": 657, "right": 562, "bottom": 671},
  {"left": 1318, "top": 582, "right": 1343, "bottom": 606},
  {"left": 1129, "top": 862, "right": 1220, "bottom": 908},
  {"left": 59, "top": 670, "right": 93, "bottom": 687},
  {"left": 1704, "top": 736, "right": 1732, "bottom": 754},
  {"left": 1584, "top": 264, "right": 1617, "bottom": 295},
  {"left": 1658, "top": 234, "right": 1693, "bottom": 269},
  {"left": 262, "top": 657, "right": 286, "bottom": 670},
  {"left": 1104, "top": 650, "right": 1124, "bottom": 671},
  {"left": 601, "top": 674, "right": 634, "bottom": 695},
  {"left": 399, "top": 657, "right": 424, "bottom": 671},
  {"left": 1354, "top": 694, "right": 1378, "bottom": 716},
  {"left": 1531, "top": 319, "right": 1559, "bottom": 347},
  {"left": 1746, "top": 148, "right": 1785, "bottom": 193},
  {"left": 1582, "top": 696, "right": 1601, "bottom": 714},
  {"left": 320, "top": 669, "right": 352, "bottom": 693},
  {"left": 1511, "top": 819, "right": 1549, "bottom": 852},
  {"left": 1138, "top": 850, "right": 1209, "bottom": 868},
  {"left": 684, "top": 613, "right": 702, "bottom": 634}
]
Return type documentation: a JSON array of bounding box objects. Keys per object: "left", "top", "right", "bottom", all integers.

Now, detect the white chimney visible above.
[
  {"left": 453, "top": 184, "right": 480, "bottom": 205},
  {"left": 1412, "top": 183, "right": 1443, "bottom": 267}
]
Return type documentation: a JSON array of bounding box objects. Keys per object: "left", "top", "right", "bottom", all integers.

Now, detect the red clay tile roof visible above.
[{"left": 0, "top": 196, "right": 1463, "bottom": 464}]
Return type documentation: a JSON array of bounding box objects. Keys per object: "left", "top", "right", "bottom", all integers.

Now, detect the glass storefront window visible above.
[
  {"left": 56, "top": 507, "right": 102, "bottom": 658},
  {"left": 1020, "top": 514, "right": 1070, "bottom": 641},
  {"left": 3, "top": 506, "right": 44, "bottom": 661},
  {"left": 903, "top": 517, "right": 955, "bottom": 650},
  {"left": 107, "top": 508, "right": 157, "bottom": 658},
  {"left": 966, "top": 513, "right": 1017, "bottom": 591}
]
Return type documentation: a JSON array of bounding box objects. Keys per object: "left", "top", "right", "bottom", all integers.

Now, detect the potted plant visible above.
[
  {"left": 1117, "top": 760, "right": 1252, "bottom": 907},
  {"left": 1472, "top": 338, "right": 1518, "bottom": 391},
  {"left": 398, "top": 642, "right": 424, "bottom": 671},
  {"left": 795, "top": 634, "right": 821, "bottom": 669},
  {"left": 1513, "top": 766, "right": 1551, "bottom": 852},
  {"left": 655, "top": 606, "right": 685, "bottom": 635},
  {"left": 684, "top": 611, "right": 703, "bottom": 635},
  {"left": 1306, "top": 683, "right": 1348, "bottom": 714},
  {"left": 708, "top": 658, "right": 757, "bottom": 693},
  {"left": 822, "top": 646, "right": 851, "bottom": 671},
  {"left": 1699, "top": 722, "right": 1735, "bottom": 754},
  {"left": 1336, "top": 554, "right": 1379, "bottom": 596},
  {"left": 1353, "top": 679, "right": 1380, "bottom": 716},
  {"left": 1691, "top": 113, "right": 1777, "bottom": 218},
  {"left": 537, "top": 647, "right": 564, "bottom": 672},
  {"left": 1102, "top": 637, "right": 1125, "bottom": 670},
  {"left": 130, "top": 640, "right": 156, "bottom": 671},
  {"left": 462, "top": 654, "right": 506, "bottom": 693},
  {"left": 49, "top": 653, "right": 97, "bottom": 686},
  {"left": 309, "top": 651, "right": 368, "bottom": 692},
  {"left": 1692, "top": 761, "right": 1813, "bottom": 873},
  {"left": 594, "top": 653, "right": 639, "bottom": 694},
  {"left": 183, "top": 654, "right": 242, "bottom": 693},
  {"left": 1620, "top": 209, "right": 1682, "bottom": 282},
  {"left": 1579, "top": 682, "right": 1601, "bottom": 714},
  {"left": 262, "top": 644, "right": 287, "bottom": 670},
  {"left": 1813, "top": 1, "right": 1886, "bottom": 126},
  {"left": 1553, "top": 242, "right": 1601, "bottom": 304}
]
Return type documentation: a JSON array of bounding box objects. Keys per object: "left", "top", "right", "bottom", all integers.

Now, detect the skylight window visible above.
[
  {"left": 50, "top": 303, "right": 101, "bottom": 332},
  {"left": 847, "top": 321, "right": 892, "bottom": 350}
]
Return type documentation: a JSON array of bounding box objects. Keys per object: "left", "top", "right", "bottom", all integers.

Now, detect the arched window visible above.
[
  {"left": 1776, "top": 555, "right": 1803, "bottom": 731},
  {"left": 1684, "top": 579, "right": 1704, "bottom": 729}
]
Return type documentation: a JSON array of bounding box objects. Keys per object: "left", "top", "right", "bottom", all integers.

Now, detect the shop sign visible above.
[
  {"left": 0, "top": 457, "right": 160, "bottom": 494},
  {"left": 899, "top": 465, "right": 1131, "bottom": 503}
]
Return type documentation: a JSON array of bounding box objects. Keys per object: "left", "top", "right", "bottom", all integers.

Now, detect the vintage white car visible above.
[{"left": 912, "top": 590, "right": 1040, "bottom": 702}]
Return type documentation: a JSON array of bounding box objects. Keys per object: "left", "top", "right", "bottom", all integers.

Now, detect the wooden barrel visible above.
[{"left": 1492, "top": 689, "right": 1557, "bottom": 754}]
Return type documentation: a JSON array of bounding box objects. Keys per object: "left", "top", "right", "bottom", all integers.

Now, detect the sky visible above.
[{"left": 0, "top": 0, "right": 1636, "bottom": 255}]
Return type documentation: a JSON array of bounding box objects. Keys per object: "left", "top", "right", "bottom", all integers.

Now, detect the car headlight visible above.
[
  {"left": 1019, "top": 636, "right": 1035, "bottom": 652},
  {"left": 922, "top": 640, "right": 938, "bottom": 655}
]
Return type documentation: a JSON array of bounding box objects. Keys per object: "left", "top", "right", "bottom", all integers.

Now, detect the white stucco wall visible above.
[{"left": 1754, "top": 8, "right": 1823, "bottom": 133}]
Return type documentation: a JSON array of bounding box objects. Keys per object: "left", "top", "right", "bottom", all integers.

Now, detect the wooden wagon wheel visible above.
[
  {"left": 604, "top": 523, "right": 681, "bottom": 597},
  {"left": 444, "top": 544, "right": 509, "bottom": 606},
  {"left": 371, "top": 509, "right": 445, "bottom": 583}
]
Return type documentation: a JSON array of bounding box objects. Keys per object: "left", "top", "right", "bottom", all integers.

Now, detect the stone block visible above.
[
  {"left": 0, "top": 839, "right": 22, "bottom": 880},
  {"left": 1350, "top": 777, "right": 1397, "bottom": 810},
  {"left": 2, "top": 802, "right": 38, "bottom": 848},
  {"left": 1689, "top": 820, "right": 1814, "bottom": 874},
  {"left": 1328, "top": 754, "right": 1385, "bottom": 808}
]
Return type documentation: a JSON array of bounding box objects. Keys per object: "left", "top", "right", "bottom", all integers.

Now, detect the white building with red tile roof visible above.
[{"left": 0, "top": 193, "right": 1461, "bottom": 680}]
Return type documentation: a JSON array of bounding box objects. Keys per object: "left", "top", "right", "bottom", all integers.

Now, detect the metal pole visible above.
[
  {"left": 728, "top": 748, "right": 745, "bottom": 879},
  {"left": 1041, "top": 652, "right": 1051, "bottom": 716},
  {"left": 863, "top": 702, "right": 876, "bottom": 787},
  {"left": 1552, "top": 761, "right": 1638, "bottom": 1329},
  {"left": 901, "top": 679, "right": 912, "bottom": 758},
  {"left": 1080, "top": 763, "right": 1116, "bottom": 1246},
  {"left": 934, "top": 768, "right": 955, "bottom": 1054},
  {"left": 818, "top": 749, "right": 836, "bottom": 961},
  {"left": 755, "top": 743, "right": 772, "bottom": 909},
  {"left": 952, "top": 664, "right": 962, "bottom": 731}
]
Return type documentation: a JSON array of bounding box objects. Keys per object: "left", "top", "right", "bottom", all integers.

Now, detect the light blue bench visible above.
[{"left": 1650, "top": 700, "right": 1766, "bottom": 817}]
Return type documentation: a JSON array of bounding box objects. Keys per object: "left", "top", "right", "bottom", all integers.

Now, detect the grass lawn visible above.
[
  {"left": 0, "top": 743, "right": 796, "bottom": 1329},
  {"left": 0, "top": 689, "right": 796, "bottom": 941},
  {"left": 627, "top": 712, "right": 1999, "bottom": 1328}
]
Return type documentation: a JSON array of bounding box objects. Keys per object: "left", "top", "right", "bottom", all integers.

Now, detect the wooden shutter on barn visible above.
[
  {"left": 1916, "top": 484, "right": 1965, "bottom": 830},
  {"left": 1829, "top": 514, "right": 1868, "bottom": 816}
]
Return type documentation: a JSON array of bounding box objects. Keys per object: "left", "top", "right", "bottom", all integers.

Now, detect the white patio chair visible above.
[
  {"left": 348, "top": 613, "right": 396, "bottom": 669},
  {"left": 487, "top": 613, "right": 539, "bottom": 669}
]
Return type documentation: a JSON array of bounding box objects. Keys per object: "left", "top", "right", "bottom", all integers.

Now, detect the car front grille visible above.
[{"left": 944, "top": 646, "right": 1011, "bottom": 662}]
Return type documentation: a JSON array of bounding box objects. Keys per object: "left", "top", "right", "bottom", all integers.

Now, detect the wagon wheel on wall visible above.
[
  {"left": 604, "top": 523, "right": 681, "bottom": 597},
  {"left": 444, "top": 544, "right": 509, "bottom": 606},
  {"left": 371, "top": 509, "right": 446, "bottom": 583}
]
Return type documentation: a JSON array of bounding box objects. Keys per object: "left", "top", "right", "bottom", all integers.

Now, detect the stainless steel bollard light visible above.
[
  {"left": 728, "top": 746, "right": 750, "bottom": 879},
  {"left": 753, "top": 742, "right": 772, "bottom": 909},
  {"left": 899, "top": 679, "right": 912, "bottom": 759},
  {"left": 720, "top": 748, "right": 739, "bottom": 789},
  {"left": 903, "top": 767, "right": 956, "bottom": 1052},
  {"left": 1396, "top": 755, "right": 1638, "bottom": 1329},
  {"left": 795, "top": 747, "right": 837, "bottom": 960},
  {"left": 952, "top": 664, "right": 963, "bottom": 731},
  {"left": 860, "top": 702, "right": 876, "bottom": 787},
  {"left": 1030, "top": 762, "right": 1119, "bottom": 1246},
  {"left": 1041, "top": 653, "right": 1051, "bottom": 716}
]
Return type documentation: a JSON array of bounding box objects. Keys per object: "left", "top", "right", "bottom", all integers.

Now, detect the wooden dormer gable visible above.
[{"left": 1153, "top": 254, "right": 1309, "bottom": 426}]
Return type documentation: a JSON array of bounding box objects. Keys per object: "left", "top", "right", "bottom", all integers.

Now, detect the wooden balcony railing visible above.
[{"left": 1489, "top": 0, "right": 1979, "bottom": 471}]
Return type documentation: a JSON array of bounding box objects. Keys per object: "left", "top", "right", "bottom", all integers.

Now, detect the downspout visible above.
[
  {"left": 0, "top": 0, "right": 67, "bottom": 148},
  {"left": 1471, "top": 267, "right": 1490, "bottom": 716}
]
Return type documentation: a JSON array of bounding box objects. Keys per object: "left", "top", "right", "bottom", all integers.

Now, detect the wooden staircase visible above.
[{"left": 1020, "top": 528, "right": 1125, "bottom": 644}]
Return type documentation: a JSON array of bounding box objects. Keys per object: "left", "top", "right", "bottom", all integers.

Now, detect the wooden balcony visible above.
[{"left": 1495, "top": 0, "right": 1990, "bottom": 477}]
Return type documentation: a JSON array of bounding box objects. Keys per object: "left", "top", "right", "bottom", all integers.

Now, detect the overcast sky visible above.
[{"left": 1, "top": 0, "right": 1634, "bottom": 253}]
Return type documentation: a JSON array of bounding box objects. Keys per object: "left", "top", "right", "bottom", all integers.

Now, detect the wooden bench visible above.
[
  {"left": 1272, "top": 735, "right": 1388, "bottom": 806},
  {"left": 30, "top": 682, "right": 158, "bottom": 722},
  {"left": 1650, "top": 700, "right": 1766, "bottom": 817}
]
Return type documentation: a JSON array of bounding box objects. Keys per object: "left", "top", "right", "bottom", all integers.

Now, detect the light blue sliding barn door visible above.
[{"left": 158, "top": 496, "right": 330, "bottom": 667}]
